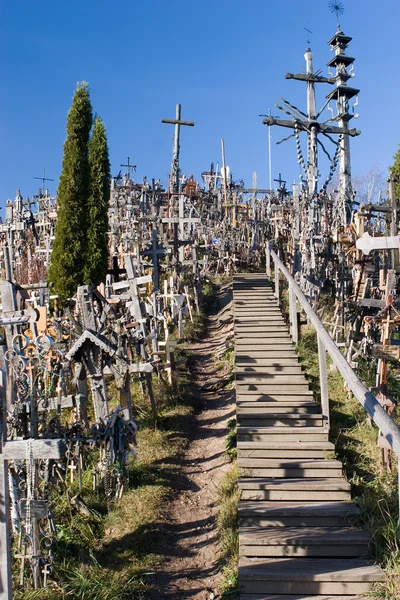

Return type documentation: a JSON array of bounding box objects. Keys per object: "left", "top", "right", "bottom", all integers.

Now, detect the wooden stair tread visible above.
[
  {"left": 238, "top": 427, "right": 328, "bottom": 433},
  {"left": 239, "top": 558, "right": 385, "bottom": 581},
  {"left": 238, "top": 501, "right": 360, "bottom": 517},
  {"left": 238, "top": 441, "right": 334, "bottom": 449},
  {"left": 239, "top": 478, "right": 350, "bottom": 491},
  {"left": 237, "top": 405, "right": 319, "bottom": 414},
  {"left": 238, "top": 413, "right": 321, "bottom": 420},
  {"left": 238, "top": 459, "right": 342, "bottom": 468},
  {"left": 240, "top": 527, "right": 370, "bottom": 544}
]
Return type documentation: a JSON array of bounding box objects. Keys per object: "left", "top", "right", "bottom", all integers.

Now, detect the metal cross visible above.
[
  {"left": 34, "top": 169, "right": 54, "bottom": 192},
  {"left": 120, "top": 157, "right": 137, "bottom": 178},
  {"left": 274, "top": 173, "right": 287, "bottom": 188}
]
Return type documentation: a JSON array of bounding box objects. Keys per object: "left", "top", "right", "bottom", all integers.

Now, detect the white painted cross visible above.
[{"left": 356, "top": 232, "right": 399, "bottom": 255}]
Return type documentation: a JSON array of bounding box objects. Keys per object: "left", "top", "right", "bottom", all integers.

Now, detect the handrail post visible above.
[
  {"left": 289, "top": 283, "right": 298, "bottom": 344},
  {"left": 266, "top": 243, "right": 271, "bottom": 277},
  {"left": 274, "top": 265, "right": 279, "bottom": 300},
  {"left": 317, "top": 334, "right": 330, "bottom": 429}
]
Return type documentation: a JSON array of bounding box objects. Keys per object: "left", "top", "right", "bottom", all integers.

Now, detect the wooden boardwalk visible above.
[{"left": 233, "top": 274, "right": 385, "bottom": 600}]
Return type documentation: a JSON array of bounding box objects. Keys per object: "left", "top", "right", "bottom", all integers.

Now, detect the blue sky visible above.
[{"left": 1, "top": 0, "right": 399, "bottom": 208}]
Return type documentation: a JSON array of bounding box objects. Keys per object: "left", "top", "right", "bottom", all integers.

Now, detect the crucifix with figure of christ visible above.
[{"left": 120, "top": 157, "right": 136, "bottom": 179}]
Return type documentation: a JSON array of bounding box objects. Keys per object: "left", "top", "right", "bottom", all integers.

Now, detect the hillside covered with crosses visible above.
[{"left": 2, "top": 5, "right": 400, "bottom": 600}]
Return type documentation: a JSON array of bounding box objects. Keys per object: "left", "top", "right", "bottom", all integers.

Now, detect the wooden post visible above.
[
  {"left": 289, "top": 283, "right": 298, "bottom": 344},
  {"left": 0, "top": 348, "right": 12, "bottom": 600},
  {"left": 0, "top": 461, "right": 12, "bottom": 600},
  {"left": 266, "top": 243, "right": 271, "bottom": 277},
  {"left": 274, "top": 265, "right": 279, "bottom": 300},
  {"left": 317, "top": 334, "right": 330, "bottom": 429},
  {"left": 388, "top": 173, "right": 399, "bottom": 273},
  {"left": 145, "top": 373, "right": 157, "bottom": 427}
]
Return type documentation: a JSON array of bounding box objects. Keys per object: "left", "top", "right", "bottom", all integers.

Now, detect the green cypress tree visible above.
[
  {"left": 83, "top": 116, "right": 111, "bottom": 286},
  {"left": 48, "top": 82, "right": 93, "bottom": 298}
]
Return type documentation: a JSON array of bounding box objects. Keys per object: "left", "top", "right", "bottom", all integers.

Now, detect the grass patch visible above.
[
  {"left": 217, "top": 464, "right": 239, "bottom": 599},
  {"left": 15, "top": 325, "right": 206, "bottom": 599}
]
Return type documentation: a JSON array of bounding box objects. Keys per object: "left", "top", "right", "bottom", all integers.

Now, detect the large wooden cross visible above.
[{"left": 162, "top": 104, "right": 194, "bottom": 193}]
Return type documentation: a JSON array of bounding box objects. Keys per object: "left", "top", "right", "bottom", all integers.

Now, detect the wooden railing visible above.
[{"left": 266, "top": 243, "right": 400, "bottom": 467}]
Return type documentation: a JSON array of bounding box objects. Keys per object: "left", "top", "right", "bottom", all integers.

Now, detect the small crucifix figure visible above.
[
  {"left": 162, "top": 104, "right": 194, "bottom": 193},
  {"left": 274, "top": 173, "right": 287, "bottom": 190},
  {"left": 120, "top": 157, "right": 136, "bottom": 179}
]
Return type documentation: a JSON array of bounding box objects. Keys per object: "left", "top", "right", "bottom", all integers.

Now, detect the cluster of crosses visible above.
[
  {"left": 0, "top": 102, "right": 276, "bottom": 597},
  {"left": 263, "top": 25, "right": 400, "bottom": 469}
]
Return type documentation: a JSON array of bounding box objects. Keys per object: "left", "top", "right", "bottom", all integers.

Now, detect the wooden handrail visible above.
[{"left": 266, "top": 242, "right": 400, "bottom": 457}]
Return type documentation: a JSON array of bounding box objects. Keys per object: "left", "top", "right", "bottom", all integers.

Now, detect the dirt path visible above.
[{"left": 150, "top": 283, "right": 235, "bottom": 599}]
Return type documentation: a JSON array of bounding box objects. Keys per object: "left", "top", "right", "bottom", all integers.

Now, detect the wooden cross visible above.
[
  {"left": 162, "top": 104, "right": 194, "bottom": 192},
  {"left": 140, "top": 229, "right": 169, "bottom": 293}
]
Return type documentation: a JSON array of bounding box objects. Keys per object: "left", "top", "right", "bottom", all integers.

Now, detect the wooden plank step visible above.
[
  {"left": 239, "top": 464, "right": 340, "bottom": 479},
  {"left": 233, "top": 299, "right": 276, "bottom": 302},
  {"left": 236, "top": 365, "right": 302, "bottom": 373},
  {"left": 235, "top": 318, "right": 285, "bottom": 322},
  {"left": 236, "top": 348, "right": 297, "bottom": 354},
  {"left": 235, "top": 317, "right": 283, "bottom": 321},
  {"left": 239, "top": 478, "right": 349, "bottom": 491},
  {"left": 234, "top": 310, "right": 281, "bottom": 314},
  {"left": 239, "top": 558, "right": 384, "bottom": 595},
  {"left": 238, "top": 501, "right": 360, "bottom": 527},
  {"left": 238, "top": 441, "right": 334, "bottom": 459},
  {"left": 236, "top": 358, "right": 301, "bottom": 366},
  {"left": 234, "top": 301, "right": 276, "bottom": 304},
  {"left": 239, "top": 526, "right": 370, "bottom": 557},
  {"left": 235, "top": 318, "right": 282, "bottom": 321},
  {"left": 236, "top": 349, "right": 298, "bottom": 355},
  {"left": 234, "top": 301, "right": 278, "bottom": 304},
  {"left": 239, "top": 477, "right": 349, "bottom": 500},
  {"left": 236, "top": 344, "right": 295, "bottom": 351},
  {"left": 236, "top": 385, "right": 312, "bottom": 395},
  {"left": 237, "top": 403, "right": 319, "bottom": 414},
  {"left": 238, "top": 431, "right": 329, "bottom": 443},
  {"left": 236, "top": 364, "right": 302, "bottom": 371},
  {"left": 235, "top": 326, "right": 288, "bottom": 332},
  {"left": 239, "top": 478, "right": 350, "bottom": 501},
  {"left": 237, "top": 393, "right": 314, "bottom": 402},
  {"left": 234, "top": 313, "right": 283, "bottom": 316},
  {"left": 237, "top": 381, "right": 310, "bottom": 389},
  {"left": 238, "top": 458, "right": 341, "bottom": 467},
  {"left": 236, "top": 375, "right": 307, "bottom": 384},
  {"left": 233, "top": 292, "right": 275, "bottom": 295},
  {"left": 236, "top": 333, "right": 292, "bottom": 339},
  {"left": 237, "top": 416, "right": 323, "bottom": 428},
  {"left": 238, "top": 459, "right": 341, "bottom": 478}
]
